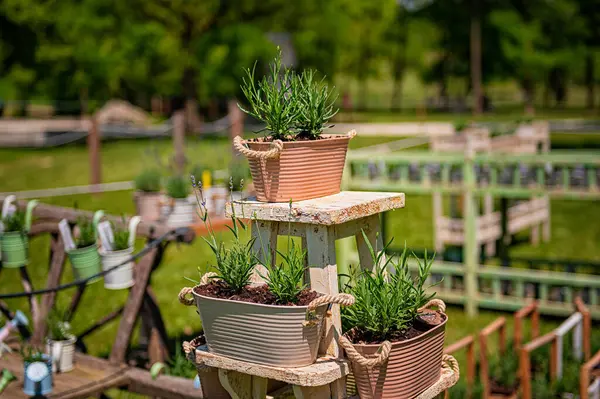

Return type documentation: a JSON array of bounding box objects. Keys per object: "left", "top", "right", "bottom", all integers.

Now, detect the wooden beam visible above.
[
  {"left": 110, "top": 246, "right": 158, "bottom": 365},
  {"left": 88, "top": 117, "right": 102, "bottom": 188},
  {"left": 126, "top": 367, "right": 206, "bottom": 399}
]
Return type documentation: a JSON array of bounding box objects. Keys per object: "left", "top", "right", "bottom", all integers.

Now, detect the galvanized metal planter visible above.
[
  {"left": 100, "top": 247, "right": 135, "bottom": 290},
  {"left": 68, "top": 244, "right": 101, "bottom": 284},
  {"left": 0, "top": 232, "right": 29, "bottom": 268},
  {"left": 166, "top": 198, "right": 195, "bottom": 228},
  {"left": 192, "top": 292, "right": 327, "bottom": 367},
  {"left": 348, "top": 314, "right": 447, "bottom": 399},
  {"left": 233, "top": 132, "right": 355, "bottom": 203},
  {"left": 46, "top": 335, "right": 76, "bottom": 373}
]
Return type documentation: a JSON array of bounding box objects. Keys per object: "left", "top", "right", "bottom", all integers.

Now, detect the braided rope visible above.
[
  {"left": 182, "top": 340, "right": 195, "bottom": 355},
  {"left": 178, "top": 287, "right": 194, "bottom": 306},
  {"left": 338, "top": 334, "right": 392, "bottom": 368},
  {"left": 304, "top": 293, "right": 355, "bottom": 327},
  {"left": 307, "top": 293, "right": 355, "bottom": 310},
  {"left": 200, "top": 272, "right": 217, "bottom": 285},
  {"left": 346, "top": 130, "right": 357, "bottom": 139},
  {"left": 413, "top": 355, "right": 460, "bottom": 399},
  {"left": 442, "top": 354, "right": 460, "bottom": 377},
  {"left": 233, "top": 136, "right": 283, "bottom": 160},
  {"left": 418, "top": 299, "right": 446, "bottom": 314}
]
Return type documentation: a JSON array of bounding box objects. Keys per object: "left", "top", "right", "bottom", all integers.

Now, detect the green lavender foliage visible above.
[
  {"left": 166, "top": 175, "right": 190, "bottom": 199},
  {"left": 20, "top": 344, "right": 46, "bottom": 363},
  {"left": 191, "top": 175, "right": 257, "bottom": 292},
  {"left": 239, "top": 48, "right": 300, "bottom": 140},
  {"left": 2, "top": 210, "right": 26, "bottom": 233},
  {"left": 111, "top": 220, "right": 130, "bottom": 251},
  {"left": 134, "top": 169, "right": 162, "bottom": 192},
  {"left": 76, "top": 217, "right": 96, "bottom": 248},
  {"left": 47, "top": 307, "right": 72, "bottom": 341},
  {"left": 341, "top": 234, "right": 437, "bottom": 341},
  {"left": 262, "top": 239, "right": 307, "bottom": 304},
  {"left": 294, "top": 69, "right": 338, "bottom": 138}
]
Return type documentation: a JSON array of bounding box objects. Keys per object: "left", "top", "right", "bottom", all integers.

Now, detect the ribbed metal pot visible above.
[
  {"left": 134, "top": 191, "right": 162, "bottom": 222},
  {"left": 46, "top": 335, "right": 76, "bottom": 373},
  {"left": 0, "top": 232, "right": 29, "bottom": 268},
  {"left": 349, "top": 315, "right": 447, "bottom": 399},
  {"left": 100, "top": 247, "right": 135, "bottom": 290},
  {"left": 245, "top": 134, "right": 352, "bottom": 202},
  {"left": 193, "top": 291, "right": 327, "bottom": 367},
  {"left": 166, "top": 199, "right": 195, "bottom": 228},
  {"left": 67, "top": 244, "right": 101, "bottom": 284}
]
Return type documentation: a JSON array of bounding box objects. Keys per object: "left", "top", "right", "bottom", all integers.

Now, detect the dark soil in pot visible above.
[
  {"left": 346, "top": 311, "right": 447, "bottom": 344},
  {"left": 193, "top": 280, "right": 319, "bottom": 306}
]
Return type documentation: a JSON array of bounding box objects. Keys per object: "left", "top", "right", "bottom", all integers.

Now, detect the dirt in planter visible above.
[
  {"left": 247, "top": 134, "right": 346, "bottom": 143},
  {"left": 346, "top": 312, "right": 447, "bottom": 345},
  {"left": 193, "top": 280, "right": 320, "bottom": 306}
]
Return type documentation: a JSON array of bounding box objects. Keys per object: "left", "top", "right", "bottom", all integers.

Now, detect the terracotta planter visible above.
[
  {"left": 46, "top": 335, "right": 76, "bottom": 373},
  {"left": 134, "top": 191, "right": 162, "bottom": 222},
  {"left": 233, "top": 131, "right": 355, "bottom": 202},
  {"left": 100, "top": 247, "right": 135, "bottom": 290},
  {"left": 348, "top": 314, "right": 447, "bottom": 399}
]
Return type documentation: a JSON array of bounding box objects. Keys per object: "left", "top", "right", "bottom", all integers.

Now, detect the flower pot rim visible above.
[
  {"left": 46, "top": 334, "right": 76, "bottom": 344},
  {"left": 67, "top": 243, "right": 98, "bottom": 255},
  {"left": 99, "top": 246, "right": 134, "bottom": 256},
  {"left": 244, "top": 134, "right": 352, "bottom": 147},
  {"left": 346, "top": 312, "right": 448, "bottom": 348},
  {"left": 193, "top": 287, "right": 322, "bottom": 310}
]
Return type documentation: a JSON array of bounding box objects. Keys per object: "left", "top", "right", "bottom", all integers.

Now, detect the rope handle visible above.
[
  {"left": 337, "top": 332, "right": 392, "bottom": 368},
  {"left": 442, "top": 354, "right": 460, "bottom": 377},
  {"left": 178, "top": 287, "right": 194, "bottom": 306},
  {"left": 304, "top": 293, "right": 355, "bottom": 327},
  {"left": 233, "top": 136, "right": 283, "bottom": 160},
  {"left": 418, "top": 299, "right": 446, "bottom": 314}
]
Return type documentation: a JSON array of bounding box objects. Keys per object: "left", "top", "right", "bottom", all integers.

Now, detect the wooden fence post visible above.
[
  {"left": 88, "top": 117, "right": 101, "bottom": 190},
  {"left": 173, "top": 110, "right": 186, "bottom": 175},
  {"left": 463, "top": 136, "right": 479, "bottom": 317}
]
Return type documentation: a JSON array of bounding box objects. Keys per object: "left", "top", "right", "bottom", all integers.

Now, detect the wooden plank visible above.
[
  {"left": 110, "top": 246, "right": 158, "bottom": 364},
  {"left": 227, "top": 191, "right": 405, "bottom": 226},
  {"left": 126, "top": 367, "right": 204, "bottom": 399}
]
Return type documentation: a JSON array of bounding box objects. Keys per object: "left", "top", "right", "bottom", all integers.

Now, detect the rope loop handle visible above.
[
  {"left": 418, "top": 299, "right": 446, "bottom": 314},
  {"left": 233, "top": 136, "right": 283, "bottom": 160},
  {"left": 346, "top": 130, "right": 357, "bottom": 139},
  {"left": 304, "top": 293, "right": 355, "bottom": 327},
  {"left": 442, "top": 354, "right": 460, "bottom": 376},
  {"left": 338, "top": 334, "right": 392, "bottom": 368},
  {"left": 178, "top": 287, "right": 194, "bottom": 306}
]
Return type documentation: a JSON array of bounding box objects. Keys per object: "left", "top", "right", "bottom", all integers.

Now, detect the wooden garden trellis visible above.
[
  {"left": 345, "top": 140, "right": 600, "bottom": 317},
  {"left": 0, "top": 199, "right": 237, "bottom": 398}
]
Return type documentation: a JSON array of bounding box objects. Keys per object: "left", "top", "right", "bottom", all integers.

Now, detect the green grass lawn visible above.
[{"left": 0, "top": 132, "right": 597, "bottom": 392}]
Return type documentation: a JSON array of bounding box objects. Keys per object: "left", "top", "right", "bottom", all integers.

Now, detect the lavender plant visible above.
[{"left": 294, "top": 69, "right": 338, "bottom": 139}]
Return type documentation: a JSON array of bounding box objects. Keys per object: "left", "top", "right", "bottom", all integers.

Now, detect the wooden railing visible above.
[
  {"left": 408, "top": 261, "right": 600, "bottom": 319},
  {"left": 580, "top": 350, "right": 600, "bottom": 399},
  {"left": 444, "top": 335, "right": 476, "bottom": 398},
  {"left": 479, "top": 317, "right": 508, "bottom": 398}
]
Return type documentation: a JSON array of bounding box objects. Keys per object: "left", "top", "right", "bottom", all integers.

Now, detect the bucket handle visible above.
[
  {"left": 233, "top": 136, "right": 283, "bottom": 160},
  {"left": 418, "top": 299, "right": 446, "bottom": 314},
  {"left": 178, "top": 287, "right": 195, "bottom": 306},
  {"left": 24, "top": 200, "right": 38, "bottom": 232},
  {"left": 304, "top": 293, "right": 355, "bottom": 327},
  {"left": 1, "top": 195, "right": 16, "bottom": 219},
  {"left": 92, "top": 210, "right": 104, "bottom": 240},
  {"left": 127, "top": 216, "right": 141, "bottom": 248}
]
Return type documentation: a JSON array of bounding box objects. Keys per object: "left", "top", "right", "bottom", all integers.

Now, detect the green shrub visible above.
[
  {"left": 75, "top": 217, "right": 96, "bottom": 248},
  {"left": 341, "top": 237, "right": 437, "bottom": 342},
  {"left": 294, "top": 69, "right": 338, "bottom": 139},
  {"left": 134, "top": 169, "right": 162, "bottom": 193},
  {"left": 47, "top": 307, "right": 72, "bottom": 341},
  {"left": 453, "top": 119, "right": 469, "bottom": 133},
  {"left": 2, "top": 210, "right": 26, "bottom": 233},
  {"left": 166, "top": 175, "right": 190, "bottom": 199},
  {"left": 239, "top": 48, "right": 300, "bottom": 141},
  {"left": 488, "top": 346, "right": 519, "bottom": 389}
]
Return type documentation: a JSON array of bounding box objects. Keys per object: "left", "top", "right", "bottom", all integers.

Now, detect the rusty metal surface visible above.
[{"left": 227, "top": 191, "right": 405, "bottom": 225}]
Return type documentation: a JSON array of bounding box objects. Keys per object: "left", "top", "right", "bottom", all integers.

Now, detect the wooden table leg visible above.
[
  {"left": 293, "top": 385, "right": 331, "bottom": 399},
  {"left": 218, "top": 369, "right": 268, "bottom": 399}
]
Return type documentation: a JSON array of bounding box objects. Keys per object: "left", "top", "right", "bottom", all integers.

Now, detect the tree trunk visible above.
[
  {"left": 470, "top": 0, "right": 483, "bottom": 115},
  {"left": 181, "top": 16, "right": 202, "bottom": 134},
  {"left": 522, "top": 78, "right": 535, "bottom": 115},
  {"left": 585, "top": 53, "right": 595, "bottom": 110}
]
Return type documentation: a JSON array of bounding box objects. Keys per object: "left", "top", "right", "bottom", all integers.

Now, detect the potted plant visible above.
[
  {"left": 67, "top": 216, "right": 102, "bottom": 284},
  {"left": 98, "top": 218, "right": 138, "bottom": 290},
  {"left": 45, "top": 307, "right": 76, "bottom": 373},
  {"left": 339, "top": 240, "right": 447, "bottom": 399},
  {"left": 133, "top": 169, "right": 162, "bottom": 222},
  {"left": 165, "top": 175, "right": 194, "bottom": 228},
  {"left": 178, "top": 181, "right": 354, "bottom": 367},
  {"left": 21, "top": 345, "right": 52, "bottom": 396},
  {"left": 234, "top": 50, "right": 355, "bottom": 202},
  {"left": 0, "top": 200, "right": 37, "bottom": 268}
]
